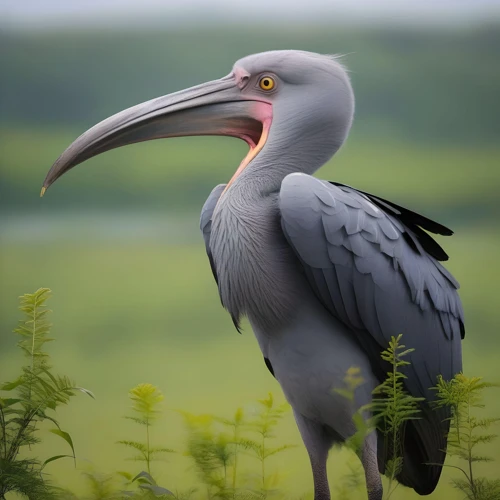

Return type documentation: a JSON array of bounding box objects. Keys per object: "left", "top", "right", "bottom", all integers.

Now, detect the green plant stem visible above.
[
  {"left": 7, "top": 384, "right": 77, "bottom": 462},
  {"left": 232, "top": 424, "right": 239, "bottom": 495},
  {"left": 392, "top": 352, "right": 397, "bottom": 467},
  {"left": 387, "top": 483, "right": 399, "bottom": 500},
  {"left": 387, "top": 352, "right": 398, "bottom": 498},
  {"left": 28, "top": 295, "right": 38, "bottom": 403},
  {"left": 6, "top": 415, "right": 31, "bottom": 462},
  {"left": 146, "top": 417, "right": 151, "bottom": 475},
  {"left": 0, "top": 408, "right": 6, "bottom": 459},
  {"left": 1, "top": 289, "right": 93, "bottom": 499},
  {"left": 261, "top": 433, "right": 266, "bottom": 493},
  {"left": 466, "top": 397, "right": 476, "bottom": 499}
]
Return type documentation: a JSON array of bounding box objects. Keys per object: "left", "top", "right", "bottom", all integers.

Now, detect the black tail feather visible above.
[{"left": 377, "top": 406, "right": 450, "bottom": 495}]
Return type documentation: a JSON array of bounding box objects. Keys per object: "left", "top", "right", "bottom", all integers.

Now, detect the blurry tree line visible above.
[
  {"left": 1, "top": 24, "right": 500, "bottom": 145},
  {"left": 1, "top": 24, "right": 499, "bottom": 217}
]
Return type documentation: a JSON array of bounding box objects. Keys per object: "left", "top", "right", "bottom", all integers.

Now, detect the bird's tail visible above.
[{"left": 377, "top": 405, "right": 450, "bottom": 495}]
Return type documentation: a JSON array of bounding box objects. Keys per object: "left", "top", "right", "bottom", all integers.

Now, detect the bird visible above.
[{"left": 41, "top": 50, "right": 464, "bottom": 500}]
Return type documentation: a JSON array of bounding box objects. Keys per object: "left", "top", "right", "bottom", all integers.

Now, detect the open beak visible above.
[{"left": 41, "top": 74, "right": 272, "bottom": 195}]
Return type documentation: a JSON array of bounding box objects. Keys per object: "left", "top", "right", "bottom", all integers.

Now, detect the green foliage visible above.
[
  {"left": 128, "top": 384, "right": 166, "bottom": 425},
  {"left": 81, "top": 468, "right": 175, "bottom": 500},
  {"left": 128, "top": 471, "right": 174, "bottom": 498},
  {"left": 182, "top": 413, "right": 234, "bottom": 499},
  {"left": 335, "top": 337, "right": 425, "bottom": 499},
  {"left": 81, "top": 470, "right": 124, "bottom": 500},
  {"left": 333, "top": 457, "right": 364, "bottom": 500},
  {"left": 336, "top": 341, "right": 500, "bottom": 500},
  {"left": 433, "top": 374, "right": 500, "bottom": 500},
  {"left": 334, "top": 367, "right": 373, "bottom": 455},
  {"left": 0, "top": 288, "right": 93, "bottom": 499},
  {"left": 0, "top": 288, "right": 500, "bottom": 500},
  {"left": 331, "top": 368, "right": 367, "bottom": 499},
  {"left": 368, "top": 335, "right": 424, "bottom": 498},
  {"left": 241, "top": 393, "right": 295, "bottom": 497},
  {"left": 215, "top": 407, "right": 246, "bottom": 494},
  {"left": 118, "top": 383, "right": 174, "bottom": 497},
  {"left": 182, "top": 393, "right": 294, "bottom": 499}
]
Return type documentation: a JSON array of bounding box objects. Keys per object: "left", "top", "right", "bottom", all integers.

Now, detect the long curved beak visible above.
[{"left": 41, "top": 74, "right": 272, "bottom": 195}]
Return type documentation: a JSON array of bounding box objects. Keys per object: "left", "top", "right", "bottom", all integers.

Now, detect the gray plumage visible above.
[
  {"left": 201, "top": 171, "right": 463, "bottom": 497},
  {"left": 42, "top": 49, "right": 465, "bottom": 500}
]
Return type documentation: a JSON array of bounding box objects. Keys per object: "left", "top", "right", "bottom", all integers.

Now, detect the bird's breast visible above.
[{"left": 209, "top": 193, "right": 302, "bottom": 331}]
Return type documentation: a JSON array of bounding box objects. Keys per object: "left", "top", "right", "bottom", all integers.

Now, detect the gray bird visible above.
[{"left": 42, "top": 50, "right": 464, "bottom": 499}]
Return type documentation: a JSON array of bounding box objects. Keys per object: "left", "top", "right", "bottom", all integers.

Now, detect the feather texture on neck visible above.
[{"left": 210, "top": 180, "right": 301, "bottom": 332}]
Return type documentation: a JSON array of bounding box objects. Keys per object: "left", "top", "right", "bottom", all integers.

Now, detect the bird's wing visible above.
[
  {"left": 279, "top": 173, "right": 464, "bottom": 492},
  {"left": 329, "top": 181, "right": 454, "bottom": 261},
  {"left": 280, "top": 173, "right": 463, "bottom": 393},
  {"left": 200, "top": 184, "right": 226, "bottom": 284}
]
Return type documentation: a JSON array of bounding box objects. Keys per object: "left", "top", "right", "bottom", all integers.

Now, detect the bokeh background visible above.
[{"left": 1, "top": 1, "right": 500, "bottom": 498}]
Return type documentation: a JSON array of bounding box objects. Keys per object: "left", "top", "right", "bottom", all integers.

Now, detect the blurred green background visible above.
[{"left": 1, "top": 1, "right": 500, "bottom": 498}]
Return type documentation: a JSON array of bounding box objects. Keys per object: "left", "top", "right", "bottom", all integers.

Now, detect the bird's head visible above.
[{"left": 42, "top": 50, "right": 354, "bottom": 195}]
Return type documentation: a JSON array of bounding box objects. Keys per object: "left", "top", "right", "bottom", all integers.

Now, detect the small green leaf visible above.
[
  {"left": 43, "top": 454, "right": 73, "bottom": 467},
  {"left": 150, "top": 446, "right": 175, "bottom": 454},
  {"left": 50, "top": 428, "right": 76, "bottom": 465},
  {"left": 140, "top": 484, "right": 174, "bottom": 496},
  {"left": 263, "top": 444, "right": 296, "bottom": 458},
  {"left": 36, "top": 410, "right": 61, "bottom": 429},
  {"left": 117, "top": 471, "right": 133, "bottom": 481},
  {"left": 0, "top": 398, "right": 21, "bottom": 408},
  {"left": 75, "top": 387, "right": 95, "bottom": 399},
  {"left": 124, "top": 415, "right": 147, "bottom": 425},
  {"left": 334, "top": 388, "right": 354, "bottom": 401},
  {"left": 132, "top": 470, "right": 156, "bottom": 485},
  {"left": 117, "top": 440, "right": 147, "bottom": 453},
  {"left": 1, "top": 378, "right": 23, "bottom": 391}
]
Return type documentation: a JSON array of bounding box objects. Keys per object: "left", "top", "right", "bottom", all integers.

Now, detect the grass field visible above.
[{"left": 1, "top": 225, "right": 499, "bottom": 499}]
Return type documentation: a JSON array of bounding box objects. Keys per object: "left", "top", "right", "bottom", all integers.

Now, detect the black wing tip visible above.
[
  {"left": 330, "top": 181, "right": 454, "bottom": 236},
  {"left": 264, "top": 357, "right": 276, "bottom": 377},
  {"left": 411, "top": 225, "right": 450, "bottom": 261},
  {"left": 232, "top": 315, "right": 242, "bottom": 334},
  {"left": 433, "top": 225, "right": 454, "bottom": 237},
  {"left": 330, "top": 181, "right": 454, "bottom": 260}
]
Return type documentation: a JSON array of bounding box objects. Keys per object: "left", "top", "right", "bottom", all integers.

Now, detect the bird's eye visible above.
[{"left": 258, "top": 76, "right": 276, "bottom": 91}]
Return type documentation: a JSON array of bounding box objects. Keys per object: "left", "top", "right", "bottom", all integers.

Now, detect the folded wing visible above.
[{"left": 279, "top": 173, "right": 464, "bottom": 494}]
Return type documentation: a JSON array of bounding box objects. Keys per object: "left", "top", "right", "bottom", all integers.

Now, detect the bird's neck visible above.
[
  {"left": 233, "top": 121, "right": 348, "bottom": 194},
  {"left": 211, "top": 114, "right": 351, "bottom": 328},
  {"left": 212, "top": 181, "right": 301, "bottom": 331}
]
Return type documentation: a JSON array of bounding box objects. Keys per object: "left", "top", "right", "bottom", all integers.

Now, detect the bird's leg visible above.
[
  {"left": 293, "top": 411, "right": 333, "bottom": 500},
  {"left": 360, "top": 433, "right": 383, "bottom": 500},
  {"left": 310, "top": 454, "right": 330, "bottom": 500}
]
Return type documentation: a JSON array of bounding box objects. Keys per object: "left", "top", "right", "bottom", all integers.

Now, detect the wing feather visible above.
[{"left": 279, "top": 173, "right": 464, "bottom": 493}]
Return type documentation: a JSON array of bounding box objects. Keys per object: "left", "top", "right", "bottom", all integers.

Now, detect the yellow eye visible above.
[{"left": 259, "top": 76, "right": 275, "bottom": 91}]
